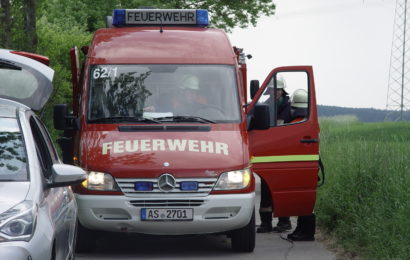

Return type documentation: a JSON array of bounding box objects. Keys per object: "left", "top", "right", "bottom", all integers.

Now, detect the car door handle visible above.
[{"left": 300, "top": 138, "right": 319, "bottom": 143}]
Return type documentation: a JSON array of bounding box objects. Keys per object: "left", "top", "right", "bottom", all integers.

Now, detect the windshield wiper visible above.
[
  {"left": 0, "top": 61, "right": 22, "bottom": 71},
  {"left": 155, "top": 116, "right": 216, "bottom": 124},
  {"left": 89, "top": 116, "right": 161, "bottom": 124}
]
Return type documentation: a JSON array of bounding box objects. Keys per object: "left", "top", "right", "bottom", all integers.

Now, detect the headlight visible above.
[
  {"left": 82, "top": 171, "right": 120, "bottom": 191},
  {"left": 0, "top": 201, "right": 37, "bottom": 242},
  {"left": 213, "top": 168, "right": 251, "bottom": 190}
]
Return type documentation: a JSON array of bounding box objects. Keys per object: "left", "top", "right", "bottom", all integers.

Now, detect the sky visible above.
[{"left": 228, "top": 0, "right": 396, "bottom": 109}]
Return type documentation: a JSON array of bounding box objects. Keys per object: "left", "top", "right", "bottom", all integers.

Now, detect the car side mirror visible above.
[
  {"left": 250, "top": 80, "right": 260, "bottom": 100},
  {"left": 251, "top": 104, "right": 271, "bottom": 130},
  {"left": 48, "top": 164, "right": 86, "bottom": 188}
]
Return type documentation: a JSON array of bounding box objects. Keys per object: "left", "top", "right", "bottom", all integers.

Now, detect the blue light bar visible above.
[
  {"left": 135, "top": 181, "right": 153, "bottom": 191},
  {"left": 196, "top": 10, "right": 209, "bottom": 27},
  {"left": 180, "top": 181, "right": 198, "bottom": 191},
  {"left": 112, "top": 9, "right": 208, "bottom": 27},
  {"left": 112, "top": 9, "right": 125, "bottom": 26}
]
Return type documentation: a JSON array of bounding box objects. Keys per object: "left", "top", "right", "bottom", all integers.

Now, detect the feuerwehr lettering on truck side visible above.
[{"left": 102, "top": 139, "right": 229, "bottom": 156}]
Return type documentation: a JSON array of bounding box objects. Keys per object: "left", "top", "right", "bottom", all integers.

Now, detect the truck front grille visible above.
[
  {"left": 116, "top": 177, "right": 217, "bottom": 198},
  {"left": 129, "top": 199, "right": 206, "bottom": 207}
]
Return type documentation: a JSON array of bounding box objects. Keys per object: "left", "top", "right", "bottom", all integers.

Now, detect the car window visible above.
[
  {"left": 0, "top": 118, "right": 28, "bottom": 181},
  {"left": 29, "top": 116, "right": 56, "bottom": 179},
  {"left": 0, "top": 50, "right": 54, "bottom": 110},
  {"left": 0, "top": 68, "right": 38, "bottom": 99}
]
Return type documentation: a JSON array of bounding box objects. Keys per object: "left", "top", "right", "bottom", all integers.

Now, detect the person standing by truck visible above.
[
  {"left": 264, "top": 78, "right": 292, "bottom": 125},
  {"left": 286, "top": 89, "right": 316, "bottom": 241},
  {"left": 262, "top": 89, "right": 316, "bottom": 240},
  {"left": 289, "top": 89, "right": 308, "bottom": 124},
  {"left": 257, "top": 79, "right": 292, "bottom": 233}
]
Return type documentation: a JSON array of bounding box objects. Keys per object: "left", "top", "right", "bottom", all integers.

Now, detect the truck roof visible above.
[{"left": 88, "top": 27, "right": 237, "bottom": 65}]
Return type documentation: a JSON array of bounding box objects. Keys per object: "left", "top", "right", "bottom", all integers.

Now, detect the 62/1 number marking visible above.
[{"left": 93, "top": 67, "right": 118, "bottom": 79}]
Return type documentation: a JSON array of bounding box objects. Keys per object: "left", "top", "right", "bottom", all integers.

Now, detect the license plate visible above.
[{"left": 141, "top": 208, "right": 193, "bottom": 221}]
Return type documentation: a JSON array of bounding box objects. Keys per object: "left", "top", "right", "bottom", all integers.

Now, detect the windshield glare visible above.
[
  {"left": 88, "top": 65, "right": 240, "bottom": 123},
  {"left": 0, "top": 118, "right": 28, "bottom": 181}
]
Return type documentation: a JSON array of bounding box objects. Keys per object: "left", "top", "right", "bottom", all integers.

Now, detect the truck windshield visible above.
[
  {"left": 88, "top": 65, "right": 240, "bottom": 123},
  {"left": 0, "top": 118, "right": 28, "bottom": 181}
]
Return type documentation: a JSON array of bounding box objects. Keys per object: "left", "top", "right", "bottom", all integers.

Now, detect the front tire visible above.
[
  {"left": 230, "top": 210, "right": 256, "bottom": 252},
  {"left": 75, "top": 221, "right": 97, "bottom": 253}
]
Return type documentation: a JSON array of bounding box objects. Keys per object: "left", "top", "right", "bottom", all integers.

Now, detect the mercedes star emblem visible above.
[{"left": 158, "top": 173, "right": 176, "bottom": 192}]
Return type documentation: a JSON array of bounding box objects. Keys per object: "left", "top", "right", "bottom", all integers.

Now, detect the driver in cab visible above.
[{"left": 171, "top": 74, "right": 207, "bottom": 114}]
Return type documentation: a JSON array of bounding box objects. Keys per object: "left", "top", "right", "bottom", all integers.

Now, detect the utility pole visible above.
[{"left": 386, "top": 0, "right": 410, "bottom": 121}]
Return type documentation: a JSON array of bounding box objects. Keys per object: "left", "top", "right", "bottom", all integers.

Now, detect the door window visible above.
[
  {"left": 257, "top": 71, "right": 309, "bottom": 127},
  {"left": 29, "top": 115, "right": 58, "bottom": 179}
]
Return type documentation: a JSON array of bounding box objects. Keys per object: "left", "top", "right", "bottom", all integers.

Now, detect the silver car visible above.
[{"left": 0, "top": 49, "right": 86, "bottom": 260}]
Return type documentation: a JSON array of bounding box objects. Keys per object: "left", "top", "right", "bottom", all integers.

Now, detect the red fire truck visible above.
[{"left": 54, "top": 9, "right": 320, "bottom": 253}]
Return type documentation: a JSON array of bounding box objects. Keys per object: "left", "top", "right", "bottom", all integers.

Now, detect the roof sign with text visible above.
[{"left": 112, "top": 9, "right": 209, "bottom": 27}]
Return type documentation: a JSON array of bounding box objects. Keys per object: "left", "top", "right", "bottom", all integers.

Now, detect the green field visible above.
[{"left": 316, "top": 116, "right": 410, "bottom": 259}]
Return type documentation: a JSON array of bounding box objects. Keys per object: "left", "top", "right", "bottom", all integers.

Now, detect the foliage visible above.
[
  {"left": 35, "top": 15, "right": 92, "bottom": 138},
  {"left": 317, "top": 118, "right": 410, "bottom": 259},
  {"left": 160, "top": 0, "right": 275, "bottom": 32},
  {"left": 37, "top": 0, "right": 275, "bottom": 33}
]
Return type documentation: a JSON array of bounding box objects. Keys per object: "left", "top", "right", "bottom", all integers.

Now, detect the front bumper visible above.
[
  {"left": 0, "top": 228, "right": 52, "bottom": 260},
  {"left": 0, "top": 246, "right": 31, "bottom": 260},
  {"left": 76, "top": 193, "right": 255, "bottom": 235}
]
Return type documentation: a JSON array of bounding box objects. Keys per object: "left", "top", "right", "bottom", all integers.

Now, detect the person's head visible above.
[
  {"left": 291, "top": 89, "right": 308, "bottom": 108},
  {"left": 275, "top": 78, "right": 287, "bottom": 100},
  {"left": 267, "top": 77, "right": 287, "bottom": 100},
  {"left": 179, "top": 75, "right": 200, "bottom": 102}
]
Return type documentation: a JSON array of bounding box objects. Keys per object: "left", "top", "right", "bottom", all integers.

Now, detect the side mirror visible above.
[
  {"left": 54, "top": 104, "right": 79, "bottom": 131},
  {"left": 250, "top": 80, "right": 260, "bottom": 99},
  {"left": 54, "top": 104, "right": 68, "bottom": 130},
  {"left": 48, "top": 164, "right": 86, "bottom": 188},
  {"left": 252, "top": 104, "right": 270, "bottom": 130}
]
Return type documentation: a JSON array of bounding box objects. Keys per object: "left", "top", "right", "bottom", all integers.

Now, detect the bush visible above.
[{"left": 36, "top": 17, "right": 92, "bottom": 144}]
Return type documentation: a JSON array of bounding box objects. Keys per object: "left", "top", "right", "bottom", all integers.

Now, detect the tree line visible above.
[{"left": 318, "top": 105, "right": 410, "bottom": 122}]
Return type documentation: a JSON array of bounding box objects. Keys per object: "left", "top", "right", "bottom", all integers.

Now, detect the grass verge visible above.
[{"left": 316, "top": 118, "right": 410, "bottom": 259}]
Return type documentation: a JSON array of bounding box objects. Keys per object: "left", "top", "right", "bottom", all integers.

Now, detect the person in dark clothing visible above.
[
  {"left": 263, "top": 79, "right": 292, "bottom": 126},
  {"left": 276, "top": 93, "right": 292, "bottom": 126},
  {"left": 287, "top": 214, "right": 316, "bottom": 241},
  {"left": 257, "top": 78, "right": 292, "bottom": 233},
  {"left": 286, "top": 89, "right": 316, "bottom": 241}
]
